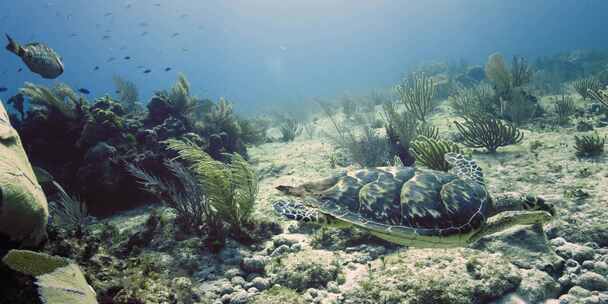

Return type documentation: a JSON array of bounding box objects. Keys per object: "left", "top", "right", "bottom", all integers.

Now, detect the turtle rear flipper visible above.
[{"left": 272, "top": 200, "right": 320, "bottom": 222}]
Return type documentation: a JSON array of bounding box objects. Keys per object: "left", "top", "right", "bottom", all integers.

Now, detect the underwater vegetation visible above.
[
  {"left": 6, "top": 42, "right": 608, "bottom": 304},
  {"left": 6, "top": 74, "right": 263, "bottom": 216},
  {"left": 454, "top": 115, "right": 524, "bottom": 153},
  {"left": 574, "top": 132, "right": 606, "bottom": 158}
]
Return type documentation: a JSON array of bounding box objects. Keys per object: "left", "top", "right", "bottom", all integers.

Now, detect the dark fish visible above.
[
  {"left": 136, "top": 65, "right": 145, "bottom": 69},
  {"left": 154, "top": 3, "right": 161, "bottom": 7},
  {"left": 125, "top": 3, "right": 132, "bottom": 9},
  {"left": 0, "top": 87, "right": 7, "bottom": 92},
  {"left": 102, "top": 35, "right": 111, "bottom": 40},
  {"left": 164, "top": 67, "right": 171, "bottom": 72},
  {"left": 171, "top": 33, "right": 180, "bottom": 38},
  {"left": 78, "top": 88, "right": 90, "bottom": 94},
  {"left": 93, "top": 66, "right": 100, "bottom": 71},
  {"left": 17, "top": 68, "right": 22, "bottom": 72},
  {"left": 69, "top": 33, "right": 77, "bottom": 37},
  {"left": 115, "top": 90, "right": 120, "bottom": 94},
  {"left": 104, "top": 12, "right": 113, "bottom": 17},
  {"left": 107, "top": 57, "right": 116, "bottom": 62},
  {"left": 139, "top": 22, "right": 148, "bottom": 27},
  {"left": 5, "top": 34, "right": 64, "bottom": 79},
  {"left": 143, "top": 69, "right": 151, "bottom": 74},
  {"left": 124, "top": 56, "right": 131, "bottom": 60},
  {"left": 179, "top": 14, "right": 189, "bottom": 18},
  {"left": 141, "top": 31, "right": 148, "bottom": 36}
]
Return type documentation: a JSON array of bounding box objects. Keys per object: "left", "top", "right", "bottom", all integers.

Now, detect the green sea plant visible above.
[
  {"left": 277, "top": 116, "right": 302, "bottom": 142},
  {"left": 20, "top": 82, "right": 83, "bottom": 120},
  {"left": 511, "top": 55, "right": 533, "bottom": 88},
  {"left": 485, "top": 53, "right": 512, "bottom": 97},
  {"left": 499, "top": 88, "right": 537, "bottom": 125},
  {"left": 340, "top": 94, "right": 359, "bottom": 118},
  {"left": 381, "top": 101, "right": 439, "bottom": 166},
  {"left": 588, "top": 86, "right": 608, "bottom": 108},
  {"left": 303, "top": 123, "right": 315, "bottom": 139},
  {"left": 572, "top": 77, "right": 602, "bottom": 100},
  {"left": 395, "top": 73, "right": 436, "bottom": 122},
  {"left": 319, "top": 101, "right": 390, "bottom": 167},
  {"left": 449, "top": 84, "right": 496, "bottom": 118},
  {"left": 113, "top": 75, "right": 140, "bottom": 113},
  {"left": 454, "top": 116, "right": 524, "bottom": 153},
  {"left": 411, "top": 136, "right": 462, "bottom": 171},
  {"left": 48, "top": 181, "right": 88, "bottom": 237},
  {"left": 239, "top": 116, "right": 271, "bottom": 145},
  {"left": 165, "top": 139, "right": 258, "bottom": 236},
  {"left": 128, "top": 160, "right": 214, "bottom": 235},
  {"left": 553, "top": 95, "right": 577, "bottom": 125},
  {"left": 574, "top": 132, "right": 606, "bottom": 158}
]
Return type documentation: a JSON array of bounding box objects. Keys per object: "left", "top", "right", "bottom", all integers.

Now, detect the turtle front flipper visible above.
[
  {"left": 272, "top": 200, "right": 320, "bottom": 222},
  {"left": 468, "top": 210, "right": 553, "bottom": 245}
]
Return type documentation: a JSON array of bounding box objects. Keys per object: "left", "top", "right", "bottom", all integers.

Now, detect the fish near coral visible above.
[
  {"left": 5, "top": 34, "right": 64, "bottom": 79},
  {"left": 0, "top": 100, "right": 49, "bottom": 248}
]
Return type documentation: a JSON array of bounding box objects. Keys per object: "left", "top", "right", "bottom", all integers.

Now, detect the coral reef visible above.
[{"left": 9, "top": 75, "right": 256, "bottom": 216}]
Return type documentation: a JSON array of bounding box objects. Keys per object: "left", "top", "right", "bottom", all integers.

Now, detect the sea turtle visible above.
[{"left": 272, "top": 153, "right": 554, "bottom": 248}]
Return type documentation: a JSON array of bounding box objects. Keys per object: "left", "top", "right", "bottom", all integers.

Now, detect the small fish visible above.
[
  {"left": 124, "top": 56, "right": 131, "bottom": 60},
  {"left": 125, "top": 3, "right": 132, "bottom": 9},
  {"left": 139, "top": 22, "right": 148, "bottom": 27},
  {"left": 78, "top": 88, "right": 90, "bottom": 94},
  {"left": 115, "top": 90, "right": 120, "bottom": 94},
  {"left": 102, "top": 35, "right": 111, "bottom": 40},
  {"left": 136, "top": 65, "right": 145, "bottom": 69},
  {"left": 69, "top": 33, "right": 78, "bottom": 37},
  {"left": 107, "top": 57, "right": 116, "bottom": 62},
  {"left": 0, "top": 87, "right": 7, "bottom": 92},
  {"left": 154, "top": 3, "right": 161, "bottom": 7},
  {"left": 171, "top": 33, "right": 180, "bottom": 38},
  {"left": 141, "top": 32, "right": 148, "bottom": 36},
  {"left": 104, "top": 12, "right": 113, "bottom": 17},
  {"left": 119, "top": 46, "right": 127, "bottom": 50},
  {"left": 179, "top": 14, "right": 189, "bottom": 18},
  {"left": 164, "top": 67, "right": 171, "bottom": 72},
  {"left": 93, "top": 66, "right": 100, "bottom": 71},
  {"left": 17, "top": 68, "right": 22, "bottom": 72},
  {"left": 143, "top": 69, "right": 151, "bottom": 74},
  {"left": 5, "top": 34, "right": 64, "bottom": 79}
]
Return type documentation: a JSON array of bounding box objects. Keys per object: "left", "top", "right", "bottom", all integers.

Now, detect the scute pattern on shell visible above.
[{"left": 309, "top": 165, "right": 491, "bottom": 237}]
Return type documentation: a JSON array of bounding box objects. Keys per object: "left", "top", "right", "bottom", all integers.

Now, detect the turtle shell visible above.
[{"left": 304, "top": 166, "right": 492, "bottom": 238}]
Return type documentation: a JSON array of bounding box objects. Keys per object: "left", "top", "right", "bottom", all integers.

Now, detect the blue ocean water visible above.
[{"left": 1, "top": 0, "right": 607, "bottom": 114}]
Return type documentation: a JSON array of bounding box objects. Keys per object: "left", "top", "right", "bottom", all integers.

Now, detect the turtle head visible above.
[
  {"left": 493, "top": 192, "right": 556, "bottom": 216},
  {"left": 271, "top": 199, "right": 351, "bottom": 228},
  {"left": 520, "top": 194, "right": 555, "bottom": 216}
]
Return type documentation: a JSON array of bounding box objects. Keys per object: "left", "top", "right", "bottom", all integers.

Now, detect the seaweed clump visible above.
[
  {"left": 411, "top": 136, "right": 462, "bottom": 171},
  {"left": 454, "top": 116, "right": 523, "bottom": 153},
  {"left": 130, "top": 139, "right": 258, "bottom": 251},
  {"left": 574, "top": 132, "right": 606, "bottom": 158}
]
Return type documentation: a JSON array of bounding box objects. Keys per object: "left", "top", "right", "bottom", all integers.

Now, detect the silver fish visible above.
[{"left": 5, "top": 34, "right": 64, "bottom": 79}]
